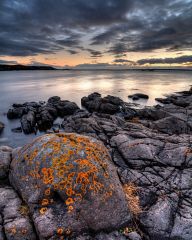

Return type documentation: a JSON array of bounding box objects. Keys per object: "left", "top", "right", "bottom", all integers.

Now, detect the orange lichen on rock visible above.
[
  {"left": 39, "top": 207, "right": 47, "bottom": 215},
  {"left": 10, "top": 133, "right": 132, "bottom": 239},
  {"left": 41, "top": 199, "right": 49, "bottom": 206},
  {"left": 57, "top": 227, "right": 64, "bottom": 235},
  {"left": 33, "top": 134, "right": 112, "bottom": 211},
  {"left": 123, "top": 183, "right": 142, "bottom": 216},
  {"left": 17, "top": 133, "right": 115, "bottom": 221}
]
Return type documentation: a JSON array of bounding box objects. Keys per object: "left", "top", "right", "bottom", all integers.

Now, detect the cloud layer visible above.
[{"left": 0, "top": 0, "right": 191, "bottom": 63}]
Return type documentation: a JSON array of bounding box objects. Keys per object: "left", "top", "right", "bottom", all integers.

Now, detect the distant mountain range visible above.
[
  {"left": 0, "top": 64, "right": 56, "bottom": 71},
  {"left": 0, "top": 64, "right": 191, "bottom": 71}
]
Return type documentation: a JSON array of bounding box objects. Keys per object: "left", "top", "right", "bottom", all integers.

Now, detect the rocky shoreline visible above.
[{"left": 0, "top": 87, "right": 192, "bottom": 240}]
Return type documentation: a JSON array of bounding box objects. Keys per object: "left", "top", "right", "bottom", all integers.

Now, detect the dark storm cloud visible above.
[
  {"left": 0, "top": 0, "right": 133, "bottom": 57},
  {"left": 0, "top": 0, "right": 191, "bottom": 58},
  {"left": 95, "top": 0, "right": 192, "bottom": 54},
  {"left": 67, "top": 50, "right": 79, "bottom": 55},
  {"left": 86, "top": 49, "right": 103, "bottom": 58},
  {"left": 137, "top": 55, "right": 192, "bottom": 65},
  {"left": 113, "top": 59, "right": 134, "bottom": 63}
]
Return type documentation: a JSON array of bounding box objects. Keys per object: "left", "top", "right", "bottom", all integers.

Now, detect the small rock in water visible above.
[
  {"left": 128, "top": 93, "right": 149, "bottom": 100},
  {"left": 0, "top": 122, "right": 4, "bottom": 133},
  {"left": 11, "top": 127, "right": 22, "bottom": 133}
]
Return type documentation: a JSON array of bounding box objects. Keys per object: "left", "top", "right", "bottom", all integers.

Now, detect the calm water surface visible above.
[{"left": 0, "top": 70, "right": 191, "bottom": 147}]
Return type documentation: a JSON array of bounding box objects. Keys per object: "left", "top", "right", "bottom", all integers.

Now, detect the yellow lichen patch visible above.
[
  {"left": 41, "top": 199, "right": 49, "bottom": 206},
  {"left": 68, "top": 205, "right": 74, "bottom": 213},
  {"left": 123, "top": 183, "right": 142, "bottom": 216},
  {"left": 65, "top": 198, "right": 74, "bottom": 205},
  {"left": 39, "top": 207, "right": 47, "bottom": 215}
]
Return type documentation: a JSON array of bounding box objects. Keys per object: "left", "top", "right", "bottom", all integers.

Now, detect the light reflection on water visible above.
[{"left": 0, "top": 70, "right": 191, "bottom": 147}]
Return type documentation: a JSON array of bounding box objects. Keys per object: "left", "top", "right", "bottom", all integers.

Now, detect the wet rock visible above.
[
  {"left": 0, "top": 146, "right": 12, "bottom": 179},
  {"left": 0, "top": 122, "right": 4, "bottom": 133},
  {"left": 24, "top": 102, "right": 42, "bottom": 109},
  {"left": 11, "top": 127, "right": 22, "bottom": 133},
  {"left": 172, "top": 98, "right": 190, "bottom": 108},
  {"left": 57, "top": 101, "right": 79, "bottom": 117},
  {"left": 47, "top": 96, "right": 61, "bottom": 105},
  {"left": 0, "top": 186, "right": 36, "bottom": 240},
  {"left": 103, "top": 95, "right": 123, "bottom": 106},
  {"left": 137, "top": 107, "right": 170, "bottom": 121},
  {"left": 155, "top": 98, "right": 172, "bottom": 104},
  {"left": 36, "top": 110, "right": 54, "bottom": 131},
  {"left": 81, "top": 93, "right": 123, "bottom": 114},
  {"left": 10, "top": 133, "right": 131, "bottom": 239},
  {"left": 128, "top": 93, "right": 149, "bottom": 100},
  {"left": 21, "top": 111, "right": 36, "bottom": 134},
  {"left": 39, "top": 104, "right": 58, "bottom": 119},
  {"left": 7, "top": 108, "right": 25, "bottom": 119},
  {"left": 151, "top": 116, "right": 191, "bottom": 134},
  {"left": 121, "top": 107, "right": 137, "bottom": 120}
]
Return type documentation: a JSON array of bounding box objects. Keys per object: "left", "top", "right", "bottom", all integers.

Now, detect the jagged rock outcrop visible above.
[
  {"left": 1, "top": 87, "right": 192, "bottom": 240},
  {"left": 7, "top": 98, "right": 80, "bottom": 133},
  {"left": 81, "top": 93, "right": 124, "bottom": 114},
  {"left": 61, "top": 110, "right": 192, "bottom": 240}
]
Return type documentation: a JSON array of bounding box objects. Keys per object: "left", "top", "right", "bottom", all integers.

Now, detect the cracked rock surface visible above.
[{"left": 0, "top": 87, "right": 192, "bottom": 239}]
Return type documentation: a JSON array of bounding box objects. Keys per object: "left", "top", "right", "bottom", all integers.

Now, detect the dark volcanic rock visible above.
[
  {"left": 3, "top": 87, "right": 192, "bottom": 239},
  {"left": 7, "top": 108, "right": 25, "bottom": 119},
  {"left": 11, "top": 127, "right": 22, "bottom": 133},
  {"left": 171, "top": 98, "right": 190, "bottom": 108},
  {"left": 0, "top": 146, "right": 12, "bottom": 179},
  {"left": 128, "top": 93, "right": 149, "bottom": 100},
  {"left": 59, "top": 107, "right": 192, "bottom": 240},
  {"left": 0, "top": 186, "right": 36, "bottom": 240},
  {"left": 21, "top": 111, "right": 36, "bottom": 134},
  {"left": 0, "top": 122, "right": 4, "bottom": 133},
  {"left": 151, "top": 116, "right": 191, "bottom": 134},
  {"left": 36, "top": 110, "right": 55, "bottom": 131},
  {"left": 57, "top": 100, "right": 80, "bottom": 117},
  {"left": 155, "top": 97, "right": 172, "bottom": 104},
  {"left": 48, "top": 96, "right": 61, "bottom": 105},
  {"left": 81, "top": 93, "right": 123, "bottom": 114},
  {"left": 10, "top": 133, "right": 131, "bottom": 239}
]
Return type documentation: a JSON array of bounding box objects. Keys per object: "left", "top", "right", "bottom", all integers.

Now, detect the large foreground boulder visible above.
[{"left": 9, "top": 133, "right": 131, "bottom": 239}]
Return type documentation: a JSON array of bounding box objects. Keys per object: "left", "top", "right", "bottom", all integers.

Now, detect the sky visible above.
[{"left": 0, "top": 0, "right": 192, "bottom": 68}]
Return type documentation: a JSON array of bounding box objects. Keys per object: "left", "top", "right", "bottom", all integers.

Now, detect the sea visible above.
[{"left": 0, "top": 69, "right": 191, "bottom": 147}]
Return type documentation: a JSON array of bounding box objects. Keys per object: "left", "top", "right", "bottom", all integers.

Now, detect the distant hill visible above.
[{"left": 0, "top": 64, "right": 56, "bottom": 71}]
